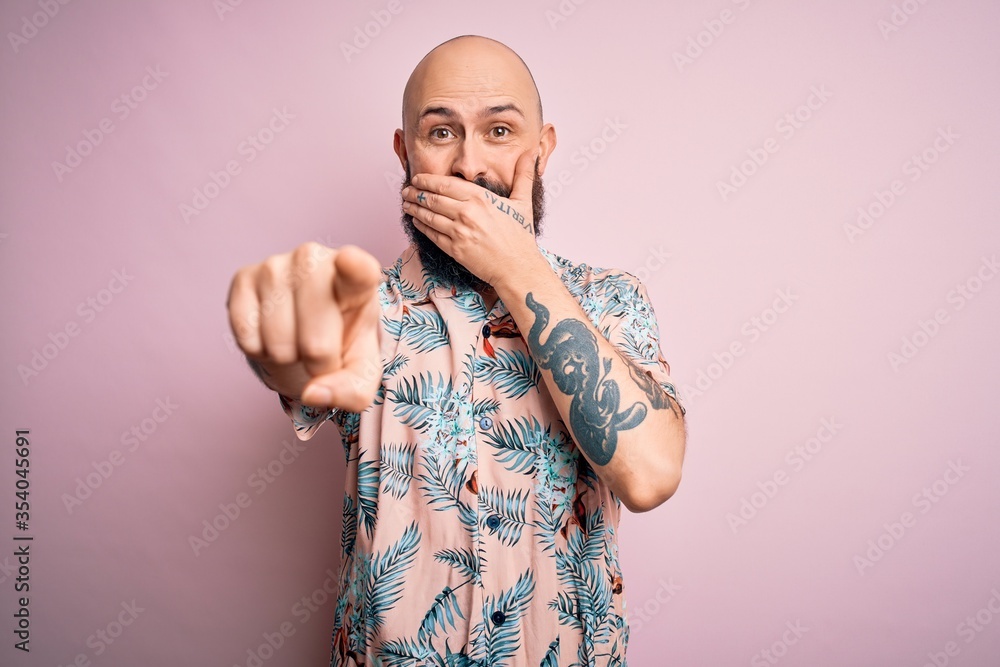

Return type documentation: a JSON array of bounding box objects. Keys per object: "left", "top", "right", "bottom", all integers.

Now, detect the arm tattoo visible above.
[
  {"left": 484, "top": 191, "right": 528, "bottom": 231},
  {"left": 623, "top": 356, "right": 682, "bottom": 420},
  {"left": 525, "top": 292, "right": 645, "bottom": 465}
]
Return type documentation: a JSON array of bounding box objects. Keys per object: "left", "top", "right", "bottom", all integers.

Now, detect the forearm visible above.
[{"left": 494, "top": 251, "right": 686, "bottom": 513}]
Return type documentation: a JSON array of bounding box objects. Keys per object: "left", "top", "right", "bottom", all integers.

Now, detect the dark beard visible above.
[{"left": 400, "top": 160, "right": 545, "bottom": 293}]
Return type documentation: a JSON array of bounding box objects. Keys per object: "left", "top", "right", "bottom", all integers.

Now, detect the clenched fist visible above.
[{"left": 226, "top": 243, "right": 383, "bottom": 411}]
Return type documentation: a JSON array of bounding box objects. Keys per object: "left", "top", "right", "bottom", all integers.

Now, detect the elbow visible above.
[{"left": 623, "top": 466, "right": 682, "bottom": 514}]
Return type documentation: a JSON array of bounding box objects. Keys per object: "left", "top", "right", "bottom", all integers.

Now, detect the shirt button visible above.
[
  {"left": 486, "top": 514, "right": 501, "bottom": 530},
  {"left": 481, "top": 324, "right": 491, "bottom": 338},
  {"left": 479, "top": 416, "right": 493, "bottom": 430},
  {"left": 491, "top": 610, "right": 506, "bottom": 625}
]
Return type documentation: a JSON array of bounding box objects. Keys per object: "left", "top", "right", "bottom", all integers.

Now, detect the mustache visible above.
[{"left": 398, "top": 161, "right": 546, "bottom": 293}]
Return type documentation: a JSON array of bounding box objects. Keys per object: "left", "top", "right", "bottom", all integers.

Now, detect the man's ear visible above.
[
  {"left": 393, "top": 129, "right": 408, "bottom": 170},
  {"left": 536, "top": 123, "right": 557, "bottom": 176}
]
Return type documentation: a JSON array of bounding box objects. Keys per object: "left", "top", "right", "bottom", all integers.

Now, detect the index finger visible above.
[
  {"left": 410, "top": 172, "right": 479, "bottom": 202},
  {"left": 333, "top": 245, "right": 383, "bottom": 309}
]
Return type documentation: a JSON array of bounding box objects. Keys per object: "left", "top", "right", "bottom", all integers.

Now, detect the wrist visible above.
[{"left": 492, "top": 247, "right": 551, "bottom": 297}]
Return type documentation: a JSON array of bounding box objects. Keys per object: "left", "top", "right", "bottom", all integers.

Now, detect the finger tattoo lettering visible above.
[{"left": 484, "top": 191, "right": 528, "bottom": 230}]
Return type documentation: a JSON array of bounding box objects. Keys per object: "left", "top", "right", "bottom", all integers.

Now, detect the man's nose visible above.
[{"left": 450, "top": 138, "right": 489, "bottom": 182}]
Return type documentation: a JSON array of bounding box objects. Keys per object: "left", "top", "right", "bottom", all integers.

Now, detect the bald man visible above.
[{"left": 227, "top": 35, "right": 686, "bottom": 667}]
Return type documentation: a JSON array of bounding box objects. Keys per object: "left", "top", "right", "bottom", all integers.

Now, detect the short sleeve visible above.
[
  {"left": 278, "top": 393, "right": 340, "bottom": 441},
  {"left": 598, "top": 272, "right": 686, "bottom": 417}
]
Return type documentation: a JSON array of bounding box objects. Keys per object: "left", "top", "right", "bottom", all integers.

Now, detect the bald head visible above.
[{"left": 401, "top": 35, "right": 543, "bottom": 130}]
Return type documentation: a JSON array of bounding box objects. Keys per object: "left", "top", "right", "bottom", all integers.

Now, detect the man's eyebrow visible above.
[
  {"left": 419, "top": 106, "right": 455, "bottom": 122},
  {"left": 483, "top": 103, "right": 524, "bottom": 119},
  {"left": 417, "top": 103, "right": 525, "bottom": 123}
]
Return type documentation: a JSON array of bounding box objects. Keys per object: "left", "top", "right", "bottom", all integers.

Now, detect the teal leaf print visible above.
[
  {"left": 471, "top": 396, "right": 500, "bottom": 419},
  {"left": 417, "top": 584, "right": 467, "bottom": 644},
  {"left": 418, "top": 461, "right": 478, "bottom": 536},
  {"left": 339, "top": 410, "right": 360, "bottom": 463},
  {"left": 384, "top": 314, "right": 403, "bottom": 341},
  {"left": 378, "top": 637, "right": 433, "bottom": 666},
  {"left": 619, "top": 325, "right": 654, "bottom": 362},
  {"left": 357, "top": 454, "right": 380, "bottom": 539},
  {"left": 473, "top": 348, "right": 540, "bottom": 399},
  {"left": 364, "top": 521, "right": 421, "bottom": 646},
  {"left": 479, "top": 487, "right": 529, "bottom": 547},
  {"left": 539, "top": 637, "right": 560, "bottom": 667},
  {"left": 402, "top": 307, "right": 450, "bottom": 352},
  {"left": 549, "top": 591, "right": 582, "bottom": 630},
  {"left": 471, "top": 568, "right": 535, "bottom": 666},
  {"left": 533, "top": 496, "right": 560, "bottom": 554},
  {"left": 341, "top": 492, "right": 358, "bottom": 557},
  {"left": 380, "top": 442, "right": 416, "bottom": 499},
  {"left": 482, "top": 419, "right": 536, "bottom": 475},
  {"left": 384, "top": 353, "right": 409, "bottom": 378},
  {"left": 372, "top": 354, "right": 409, "bottom": 408},
  {"left": 433, "top": 547, "right": 481, "bottom": 584},
  {"left": 388, "top": 372, "right": 455, "bottom": 431}
]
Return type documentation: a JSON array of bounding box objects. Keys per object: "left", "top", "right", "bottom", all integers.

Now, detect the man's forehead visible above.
[
  {"left": 415, "top": 95, "right": 526, "bottom": 124},
  {"left": 408, "top": 70, "right": 522, "bottom": 116},
  {"left": 402, "top": 38, "right": 541, "bottom": 126}
]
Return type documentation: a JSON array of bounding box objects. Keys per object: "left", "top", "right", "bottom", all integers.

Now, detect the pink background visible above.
[{"left": 2, "top": 1, "right": 999, "bottom": 665}]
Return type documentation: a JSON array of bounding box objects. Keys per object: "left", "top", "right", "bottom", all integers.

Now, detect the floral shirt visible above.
[{"left": 279, "top": 244, "right": 684, "bottom": 667}]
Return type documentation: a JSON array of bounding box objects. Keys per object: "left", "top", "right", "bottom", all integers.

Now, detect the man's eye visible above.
[
  {"left": 431, "top": 128, "right": 452, "bottom": 140},
  {"left": 491, "top": 127, "right": 510, "bottom": 138}
]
